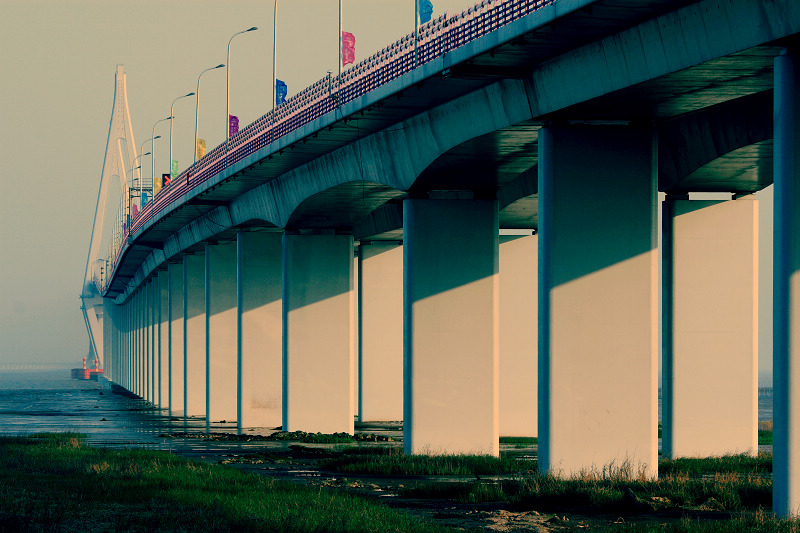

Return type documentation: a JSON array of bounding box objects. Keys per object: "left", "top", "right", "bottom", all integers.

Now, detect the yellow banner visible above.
[
  {"left": 153, "top": 174, "right": 162, "bottom": 196},
  {"left": 196, "top": 138, "right": 206, "bottom": 160}
]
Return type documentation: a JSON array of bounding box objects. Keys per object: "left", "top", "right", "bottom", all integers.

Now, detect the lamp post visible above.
[
  {"left": 272, "top": 0, "right": 279, "bottom": 143},
  {"left": 226, "top": 27, "right": 258, "bottom": 142},
  {"left": 151, "top": 115, "right": 172, "bottom": 191},
  {"left": 194, "top": 64, "right": 225, "bottom": 164},
  {"left": 141, "top": 136, "right": 160, "bottom": 191},
  {"left": 169, "top": 93, "right": 195, "bottom": 185},
  {"left": 226, "top": 27, "right": 258, "bottom": 169}
]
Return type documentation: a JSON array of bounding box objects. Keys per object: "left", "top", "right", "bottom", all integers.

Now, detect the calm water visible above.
[{"left": 0, "top": 370, "right": 775, "bottom": 449}]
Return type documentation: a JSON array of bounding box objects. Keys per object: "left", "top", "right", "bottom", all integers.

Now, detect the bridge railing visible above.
[{"left": 99, "top": 0, "right": 555, "bottom": 295}]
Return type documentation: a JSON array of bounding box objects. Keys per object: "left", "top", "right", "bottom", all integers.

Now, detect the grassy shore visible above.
[
  {"left": 0, "top": 433, "right": 451, "bottom": 532},
  {"left": 2, "top": 433, "right": 797, "bottom": 532}
]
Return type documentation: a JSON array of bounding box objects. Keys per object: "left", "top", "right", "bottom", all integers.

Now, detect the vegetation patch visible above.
[
  {"left": 320, "top": 447, "right": 536, "bottom": 476},
  {"left": 0, "top": 434, "right": 450, "bottom": 532}
]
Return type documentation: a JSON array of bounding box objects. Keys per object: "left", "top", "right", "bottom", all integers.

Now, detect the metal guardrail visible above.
[{"left": 99, "top": 0, "right": 555, "bottom": 294}]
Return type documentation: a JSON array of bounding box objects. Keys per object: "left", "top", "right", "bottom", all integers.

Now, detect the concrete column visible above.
[
  {"left": 207, "top": 241, "right": 238, "bottom": 426},
  {"left": 662, "top": 197, "right": 758, "bottom": 458},
  {"left": 184, "top": 253, "right": 206, "bottom": 418},
  {"left": 282, "top": 233, "right": 354, "bottom": 434},
  {"left": 136, "top": 292, "right": 142, "bottom": 397},
  {"left": 499, "top": 232, "right": 538, "bottom": 437},
  {"left": 151, "top": 279, "right": 158, "bottom": 404},
  {"left": 102, "top": 298, "right": 113, "bottom": 381},
  {"left": 774, "top": 48, "right": 800, "bottom": 517},
  {"left": 145, "top": 282, "right": 153, "bottom": 403},
  {"left": 158, "top": 270, "right": 169, "bottom": 408},
  {"left": 538, "top": 125, "right": 658, "bottom": 478},
  {"left": 404, "top": 199, "right": 499, "bottom": 456},
  {"left": 238, "top": 231, "right": 283, "bottom": 430},
  {"left": 169, "top": 262, "right": 185, "bottom": 415},
  {"left": 358, "top": 242, "right": 403, "bottom": 422}
]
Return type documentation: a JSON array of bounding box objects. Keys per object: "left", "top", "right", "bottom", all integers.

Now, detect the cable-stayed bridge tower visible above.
[{"left": 80, "top": 65, "right": 139, "bottom": 369}]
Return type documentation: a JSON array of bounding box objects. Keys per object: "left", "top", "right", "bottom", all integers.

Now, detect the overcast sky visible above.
[{"left": 0, "top": 0, "right": 773, "bottom": 383}]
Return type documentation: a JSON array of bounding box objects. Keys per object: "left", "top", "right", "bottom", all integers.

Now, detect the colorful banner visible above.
[
  {"left": 342, "top": 31, "right": 356, "bottom": 66},
  {"left": 419, "top": 0, "right": 434, "bottom": 23},
  {"left": 196, "top": 138, "right": 206, "bottom": 160},
  {"left": 153, "top": 174, "right": 162, "bottom": 196},
  {"left": 276, "top": 79, "right": 287, "bottom": 106},
  {"left": 141, "top": 192, "right": 148, "bottom": 206},
  {"left": 162, "top": 173, "right": 171, "bottom": 188},
  {"left": 229, "top": 114, "right": 239, "bottom": 138},
  {"left": 171, "top": 160, "right": 179, "bottom": 180}
]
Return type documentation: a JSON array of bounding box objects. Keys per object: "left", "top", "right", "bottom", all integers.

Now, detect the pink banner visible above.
[{"left": 229, "top": 114, "right": 239, "bottom": 138}]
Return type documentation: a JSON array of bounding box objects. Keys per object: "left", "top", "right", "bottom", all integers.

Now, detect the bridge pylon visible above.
[{"left": 80, "top": 65, "right": 140, "bottom": 370}]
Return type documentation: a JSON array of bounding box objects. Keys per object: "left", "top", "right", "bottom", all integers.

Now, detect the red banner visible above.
[{"left": 342, "top": 31, "right": 355, "bottom": 66}]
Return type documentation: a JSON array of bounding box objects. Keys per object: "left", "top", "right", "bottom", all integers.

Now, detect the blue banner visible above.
[
  {"left": 419, "top": 0, "right": 433, "bottom": 24},
  {"left": 276, "top": 79, "right": 287, "bottom": 106}
]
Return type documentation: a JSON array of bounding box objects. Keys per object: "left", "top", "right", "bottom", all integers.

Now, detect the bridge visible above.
[{"left": 79, "top": 0, "right": 800, "bottom": 515}]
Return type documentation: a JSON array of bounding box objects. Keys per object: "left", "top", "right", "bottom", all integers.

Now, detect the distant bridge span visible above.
[{"left": 85, "top": 0, "right": 800, "bottom": 516}]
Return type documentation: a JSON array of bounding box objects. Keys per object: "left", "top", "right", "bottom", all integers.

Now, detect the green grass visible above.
[
  {"left": 499, "top": 436, "right": 538, "bottom": 445},
  {"left": 616, "top": 511, "right": 800, "bottom": 532},
  {"left": 320, "top": 446, "right": 537, "bottom": 476},
  {"left": 0, "top": 434, "right": 453, "bottom": 532},
  {"left": 396, "top": 454, "right": 776, "bottom": 513},
  {"left": 659, "top": 453, "right": 772, "bottom": 477}
]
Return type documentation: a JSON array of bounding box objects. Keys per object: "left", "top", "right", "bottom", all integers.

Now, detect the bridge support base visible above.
[
  {"left": 662, "top": 197, "right": 758, "bottom": 459},
  {"left": 403, "top": 199, "right": 499, "bottom": 456},
  {"left": 207, "top": 242, "right": 238, "bottom": 426},
  {"left": 158, "top": 271, "right": 169, "bottom": 409},
  {"left": 239, "top": 231, "right": 283, "bottom": 430},
  {"left": 282, "top": 233, "right": 355, "bottom": 434},
  {"left": 358, "top": 242, "right": 403, "bottom": 423},
  {"left": 538, "top": 125, "right": 658, "bottom": 478},
  {"left": 184, "top": 253, "right": 206, "bottom": 417},
  {"left": 774, "top": 47, "right": 800, "bottom": 517},
  {"left": 169, "top": 262, "right": 185, "bottom": 415},
  {"left": 499, "top": 233, "right": 538, "bottom": 437}
]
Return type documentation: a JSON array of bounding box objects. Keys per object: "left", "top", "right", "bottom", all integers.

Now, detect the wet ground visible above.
[{"left": 0, "top": 371, "right": 777, "bottom": 532}]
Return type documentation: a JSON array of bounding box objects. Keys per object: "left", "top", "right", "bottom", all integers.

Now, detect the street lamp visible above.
[
  {"left": 194, "top": 63, "right": 225, "bottom": 164},
  {"left": 141, "top": 136, "right": 160, "bottom": 189},
  {"left": 151, "top": 115, "right": 172, "bottom": 191},
  {"left": 169, "top": 93, "right": 195, "bottom": 185},
  {"left": 272, "top": 0, "right": 279, "bottom": 143},
  {"left": 226, "top": 27, "right": 258, "bottom": 142}
]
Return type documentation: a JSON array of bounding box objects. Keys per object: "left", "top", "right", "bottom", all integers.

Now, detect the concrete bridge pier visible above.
[
  {"left": 538, "top": 125, "right": 658, "bottom": 478},
  {"left": 169, "top": 261, "right": 184, "bottom": 415},
  {"left": 282, "top": 233, "right": 355, "bottom": 434},
  {"left": 207, "top": 242, "right": 238, "bottom": 429},
  {"left": 238, "top": 231, "right": 283, "bottom": 430},
  {"left": 403, "top": 198, "right": 499, "bottom": 456},
  {"left": 662, "top": 196, "right": 758, "bottom": 459},
  {"left": 499, "top": 232, "right": 538, "bottom": 437},
  {"left": 357, "top": 241, "right": 403, "bottom": 423},
  {"left": 184, "top": 253, "right": 206, "bottom": 417},
  {"left": 158, "top": 270, "right": 169, "bottom": 408},
  {"left": 773, "top": 47, "right": 800, "bottom": 517}
]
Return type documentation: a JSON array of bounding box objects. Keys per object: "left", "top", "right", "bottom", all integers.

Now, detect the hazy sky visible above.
[{"left": 0, "top": 0, "right": 774, "bottom": 383}]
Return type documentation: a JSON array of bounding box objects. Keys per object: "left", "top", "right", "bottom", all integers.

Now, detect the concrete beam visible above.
[
  {"left": 238, "top": 231, "right": 283, "bottom": 430},
  {"left": 662, "top": 197, "right": 758, "bottom": 458},
  {"left": 184, "top": 253, "right": 206, "bottom": 418},
  {"left": 282, "top": 233, "right": 355, "bottom": 434},
  {"left": 499, "top": 233, "right": 538, "bottom": 437},
  {"left": 773, "top": 48, "right": 800, "bottom": 518},
  {"left": 169, "top": 262, "right": 184, "bottom": 415},
  {"left": 207, "top": 242, "right": 238, "bottom": 427},
  {"left": 358, "top": 242, "right": 403, "bottom": 422},
  {"left": 404, "top": 199, "right": 499, "bottom": 455},
  {"left": 538, "top": 125, "right": 658, "bottom": 478}
]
